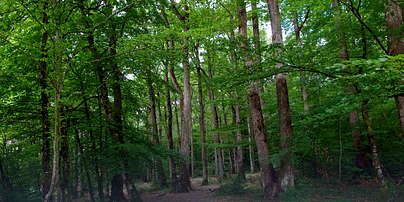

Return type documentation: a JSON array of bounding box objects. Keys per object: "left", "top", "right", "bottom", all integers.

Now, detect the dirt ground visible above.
[{"left": 140, "top": 175, "right": 265, "bottom": 202}]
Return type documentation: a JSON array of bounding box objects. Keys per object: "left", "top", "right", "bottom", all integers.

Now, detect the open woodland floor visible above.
[{"left": 139, "top": 174, "right": 404, "bottom": 202}]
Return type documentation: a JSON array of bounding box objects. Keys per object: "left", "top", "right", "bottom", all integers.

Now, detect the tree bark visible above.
[
  {"left": 75, "top": 128, "right": 96, "bottom": 202},
  {"left": 385, "top": 0, "right": 404, "bottom": 144},
  {"left": 248, "top": 88, "right": 279, "bottom": 199},
  {"left": 332, "top": 0, "right": 371, "bottom": 172},
  {"left": 207, "top": 52, "right": 224, "bottom": 182},
  {"left": 292, "top": 11, "right": 309, "bottom": 112},
  {"left": 228, "top": 13, "right": 244, "bottom": 179},
  {"left": 267, "top": 0, "right": 295, "bottom": 190},
  {"left": 44, "top": 1, "right": 63, "bottom": 199},
  {"left": 235, "top": 104, "right": 245, "bottom": 179},
  {"left": 247, "top": 110, "right": 255, "bottom": 173},
  {"left": 174, "top": 95, "right": 181, "bottom": 151},
  {"left": 238, "top": 0, "right": 279, "bottom": 198},
  {"left": 169, "top": 0, "right": 192, "bottom": 192},
  {"left": 157, "top": 92, "right": 164, "bottom": 144},
  {"left": 361, "top": 101, "right": 387, "bottom": 188},
  {"left": 195, "top": 47, "right": 209, "bottom": 185},
  {"left": 60, "top": 108, "right": 71, "bottom": 202},
  {"left": 146, "top": 66, "right": 168, "bottom": 188},
  {"left": 165, "top": 70, "right": 177, "bottom": 186},
  {"left": 39, "top": 1, "right": 51, "bottom": 200},
  {"left": 108, "top": 6, "right": 128, "bottom": 200}
]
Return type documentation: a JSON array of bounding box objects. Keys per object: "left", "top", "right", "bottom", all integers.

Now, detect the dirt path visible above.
[
  {"left": 141, "top": 178, "right": 221, "bottom": 202},
  {"left": 140, "top": 174, "right": 266, "bottom": 202}
]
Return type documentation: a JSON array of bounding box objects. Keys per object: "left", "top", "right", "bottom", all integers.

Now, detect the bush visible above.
[{"left": 214, "top": 177, "right": 245, "bottom": 196}]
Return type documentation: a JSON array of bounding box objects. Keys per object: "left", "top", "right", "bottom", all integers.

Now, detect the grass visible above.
[{"left": 212, "top": 174, "right": 404, "bottom": 201}]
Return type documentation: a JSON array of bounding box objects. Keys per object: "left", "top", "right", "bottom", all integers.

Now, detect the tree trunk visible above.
[
  {"left": 146, "top": 66, "right": 168, "bottom": 188},
  {"left": 208, "top": 55, "right": 224, "bottom": 182},
  {"left": 385, "top": 0, "right": 404, "bottom": 144},
  {"left": 229, "top": 150, "right": 234, "bottom": 175},
  {"left": 248, "top": 88, "right": 279, "bottom": 199},
  {"left": 165, "top": 70, "right": 177, "bottom": 186},
  {"left": 235, "top": 104, "right": 245, "bottom": 179},
  {"left": 44, "top": 2, "right": 63, "bottom": 198},
  {"left": 247, "top": 103, "right": 256, "bottom": 173},
  {"left": 332, "top": 0, "right": 371, "bottom": 172},
  {"left": 174, "top": 95, "right": 181, "bottom": 151},
  {"left": 60, "top": 108, "right": 71, "bottom": 202},
  {"left": 252, "top": 0, "right": 268, "bottom": 121},
  {"left": 39, "top": 2, "right": 51, "bottom": 200},
  {"left": 78, "top": 11, "right": 119, "bottom": 201},
  {"left": 247, "top": 110, "right": 255, "bottom": 173},
  {"left": 195, "top": 46, "right": 209, "bottom": 185},
  {"left": 108, "top": 8, "right": 127, "bottom": 201},
  {"left": 267, "top": 0, "right": 295, "bottom": 190},
  {"left": 75, "top": 129, "right": 96, "bottom": 202},
  {"left": 157, "top": 92, "right": 164, "bottom": 144},
  {"left": 190, "top": 112, "right": 194, "bottom": 178},
  {"left": 361, "top": 101, "right": 387, "bottom": 188},
  {"left": 292, "top": 12, "right": 309, "bottom": 112},
  {"left": 169, "top": 0, "right": 192, "bottom": 191},
  {"left": 238, "top": 0, "right": 279, "bottom": 198}
]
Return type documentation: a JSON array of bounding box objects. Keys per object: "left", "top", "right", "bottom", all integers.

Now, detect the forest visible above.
[{"left": 0, "top": 0, "right": 404, "bottom": 201}]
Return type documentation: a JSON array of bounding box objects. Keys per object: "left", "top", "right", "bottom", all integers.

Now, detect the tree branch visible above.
[
  {"left": 169, "top": 0, "right": 185, "bottom": 21},
  {"left": 93, "top": 0, "right": 139, "bottom": 29},
  {"left": 339, "top": 0, "right": 388, "bottom": 55}
]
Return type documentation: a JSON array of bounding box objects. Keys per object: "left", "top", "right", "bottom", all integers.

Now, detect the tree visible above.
[{"left": 267, "top": 0, "right": 295, "bottom": 190}]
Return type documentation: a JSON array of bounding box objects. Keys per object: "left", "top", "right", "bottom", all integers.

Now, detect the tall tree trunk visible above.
[
  {"left": 78, "top": 0, "right": 116, "bottom": 196},
  {"left": 75, "top": 129, "right": 96, "bottom": 202},
  {"left": 251, "top": 0, "right": 268, "bottom": 117},
  {"left": 208, "top": 53, "right": 224, "bottom": 182},
  {"left": 385, "top": 0, "right": 404, "bottom": 144},
  {"left": 292, "top": 11, "right": 309, "bottom": 112},
  {"left": 215, "top": 149, "right": 218, "bottom": 177},
  {"left": 108, "top": 7, "right": 126, "bottom": 200},
  {"left": 190, "top": 110, "right": 194, "bottom": 178},
  {"left": 235, "top": 104, "right": 245, "bottom": 179},
  {"left": 267, "top": 0, "right": 295, "bottom": 190},
  {"left": 231, "top": 106, "right": 238, "bottom": 175},
  {"left": 228, "top": 14, "right": 244, "bottom": 179},
  {"left": 60, "top": 108, "right": 71, "bottom": 202},
  {"left": 81, "top": 87, "right": 104, "bottom": 201},
  {"left": 332, "top": 0, "right": 371, "bottom": 172},
  {"left": 174, "top": 95, "right": 181, "bottom": 151},
  {"left": 247, "top": 109, "right": 255, "bottom": 173},
  {"left": 361, "top": 101, "right": 387, "bottom": 188},
  {"left": 146, "top": 66, "right": 168, "bottom": 188},
  {"left": 165, "top": 70, "right": 177, "bottom": 186},
  {"left": 39, "top": 2, "right": 51, "bottom": 200},
  {"left": 168, "top": 1, "right": 192, "bottom": 192},
  {"left": 195, "top": 46, "right": 209, "bottom": 185},
  {"left": 157, "top": 92, "right": 164, "bottom": 144},
  {"left": 222, "top": 105, "right": 230, "bottom": 176},
  {"left": 96, "top": 94, "right": 105, "bottom": 201},
  {"left": 249, "top": 89, "right": 279, "bottom": 199},
  {"left": 238, "top": 0, "right": 279, "bottom": 198},
  {"left": 44, "top": 1, "right": 63, "bottom": 199}
]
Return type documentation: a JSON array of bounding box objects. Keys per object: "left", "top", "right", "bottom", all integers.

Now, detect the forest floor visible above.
[
  {"left": 139, "top": 173, "right": 265, "bottom": 202},
  {"left": 139, "top": 173, "right": 404, "bottom": 202}
]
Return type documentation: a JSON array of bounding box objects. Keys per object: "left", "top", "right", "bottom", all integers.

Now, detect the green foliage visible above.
[
  {"left": 0, "top": 0, "right": 404, "bottom": 200},
  {"left": 214, "top": 176, "right": 245, "bottom": 196}
]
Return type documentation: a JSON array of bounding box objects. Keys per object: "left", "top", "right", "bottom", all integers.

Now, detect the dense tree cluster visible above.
[{"left": 0, "top": 0, "right": 403, "bottom": 201}]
